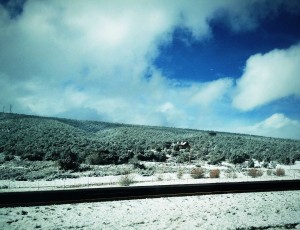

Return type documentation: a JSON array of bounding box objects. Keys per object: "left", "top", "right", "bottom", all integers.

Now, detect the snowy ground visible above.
[
  {"left": 1, "top": 191, "right": 300, "bottom": 229},
  {"left": 0, "top": 161, "right": 299, "bottom": 192},
  {"left": 0, "top": 162, "right": 299, "bottom": 229}
]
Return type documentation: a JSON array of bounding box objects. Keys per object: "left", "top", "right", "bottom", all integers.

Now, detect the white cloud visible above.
[
  {"left": 190, "top": 78, "right": 233, "bottom": 106},
  {"left": 237, "top": 113, "right": 300, "bottom": 139},
  {"left": 1, "top": 0, "right": 300, "bottom": 139},
  {"left": 0, "top": 0, "right": 233, "bottom": 121},
  {"left": 233, "top": 43, "right": 300, "bottom": 111}
]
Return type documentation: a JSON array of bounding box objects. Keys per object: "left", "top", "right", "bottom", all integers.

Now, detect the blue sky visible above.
[
  {"left": 1, "top": 0, "right": 300, "bottom": 139},
  {"left": 156, "top": 10, "right": 300, "bottom": 82}
]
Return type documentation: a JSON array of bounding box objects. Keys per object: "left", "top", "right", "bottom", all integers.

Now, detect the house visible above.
[{"left": 178, "top": 141, "right": 190, "bottom": 149}]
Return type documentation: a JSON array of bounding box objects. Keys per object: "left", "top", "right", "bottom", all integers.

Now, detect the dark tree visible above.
[{"left": 58, "top": 151, "right": 80, "bottom": 171}]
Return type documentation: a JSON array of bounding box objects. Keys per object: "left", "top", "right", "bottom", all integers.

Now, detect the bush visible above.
[
  {"left": 177, "top": 168, "right": 184, "bottom": 179},
  {"left": 140, "top": 168, "right": 155, "bottom": 176},
  {"left": 86, "top": 153, "right": 103, "bottom": 165},
  {"left": 78, "top": 164, "right": 92, "bottom": 172},
  {"left": 190, "top": 167, "right": 205, "bottom": 179},
  {"left": 209, "top": 169, "right": 220, "bottom": 178},
  {"left": 129, "top": 157, "right": 146, "bottom": 169},
  {"left": 230, "top": 153, "right": 247, "bottom": 164},
  {"left": 22, "top": 152, "right": 43, "bottom": 161},
  {"left": 248, "top": 168, "right": 263, "bottom": 178},
  {"left": 15, "top": 175, "right": 28, "bottom": 181},
  {"left": 58, "top": 151, "right": 80, "bottom": 171},
  {"left": 4, "top": 154, "right": 14, "bottom": 161},
  {"left": 208, "top": 155, "right": 225, "bottom": 165},
  {"left": 177, "top": 153, "right": 189, "bottom": 163},
  {"left": 0, "top": 167, "right": 29, "bottom": 180},
  {"left": 275, "top": 168, "right": 285, "bottom": 176},
  {"left": 279, "top": 157, "right": 295, "bottom": 165},
  {"left": 266, "top": 169, "right": 273, "bottom": 176},
  {"left": 224, "top": 167, "right": 237, "bottom": 178},
  {"left": 154, "top": 152, "right": 167, "bottom": 162},
  {"left": 46, "top": 172, "right": 79, "bottom": 181},
  {"left": 86, "top": 150, "right": 117, "bottom": 165},
  {"left": 156, "top": 173, "right": 164, "bottom": 181},
  {"left": 248, "top": 159, "right": 255, "bottom": 168},
  {"left": 119, "top": 173, "right": 134, "bottom": 186},
  {"left": 225, "top": 172, "right": 237, "bottom": 178},
  {"left": 262, "top": 161, "right": 269, "bottom": 168},
  {"left": 44, "top": 151, "right": 60, "bottom": 161}
]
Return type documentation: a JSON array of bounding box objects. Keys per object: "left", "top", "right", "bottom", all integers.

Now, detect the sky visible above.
[{"left": 1, "top": 0, "right": 300, "bottom": 140}]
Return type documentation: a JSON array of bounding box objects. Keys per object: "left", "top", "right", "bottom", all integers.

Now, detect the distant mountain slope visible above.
[{"left": 0, "top": 113, "right": 299, "bottom": 165}]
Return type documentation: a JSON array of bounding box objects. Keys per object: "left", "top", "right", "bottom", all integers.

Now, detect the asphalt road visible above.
[{"left": 0, "top": 180, "right": 299, "bottom": 207}]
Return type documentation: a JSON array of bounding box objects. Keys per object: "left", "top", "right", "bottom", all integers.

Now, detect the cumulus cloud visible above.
[
  {"left": 1, "top": 0, "right": 299, "bottom": 138},
  {"left": 0, "top": 0, "right": 235, "bottom": 121},
  {"left": 190, "top": 78, "right": 233, "bottom": 106},
  {"left": 233, "top": 43, "right": 300, "bottom": 111},
  {"left": 237, "top": 113, "right": 300, "bottom": 139}
]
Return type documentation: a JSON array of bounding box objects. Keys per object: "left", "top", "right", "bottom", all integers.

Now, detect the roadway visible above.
[{"left": 0, "top": 180, "right": 299, "bottom": 207}]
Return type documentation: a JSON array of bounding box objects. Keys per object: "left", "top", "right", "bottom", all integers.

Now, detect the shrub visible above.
[
  {"left": 226, "top": 172, "right": 237, "bottom": 178},
  {"left": 279, "top": 157, "right": 295, "bottom": 165},
  {"left": 267, "top": 169, "right": 273, "bottom": 176},
  {"left": 46, "top": 172, "right": 79, "bottom": 181},
  {"left": 208, "top": 155, "right": 225, "bottom": 165},
  {"left": 78, "top": 164, "right": 92, "bottom": 172},
  {"left": 262, "top": 161, "right": 269, "bottom": 168},
  {"left": 140, "top": 169, "right": 155, "bottom": 176},
  {"left": 177, "top": 153, "right": 189, "bottom": 163},
  {"left": 190, "top": 167, "right": 205, "bottom": 179},
  {"left": 248, "top": 168, "right": 263, "bottom": 178},
  {"left": 0, "top": 167, "right": 29, "bottom": 180},
  {"left": 86, "top": 150, "right": 117, "bottom": 165},
  {"left": 275, "top": 168, "right": 285, "bottom": 176},
  {"left": 248, "top": 159, "right": 255, "bottom": 168},
  {"left": 209, "top": 169, "right": 220, "bottom": 178},
  {"left": 119, "top": 173, "right": 134, "bottom": 186},
  {"left": 156, "top": 173, "right": 164, "bottom": 181},
  {"left": 177, "top": 168, "right": 184, "bottom": 179},
  {"left": 230, "top": 153, "right": 247, "bottom": 164},
  {"left": 225, "top": 167, "right": 237, "bottom": 178},
  {"left": 154, "top": 152, "right": 167, "bottom": 162},
  {"left": 15, "top": 175, "right": 28, "bottom": 181},
  {"left": 4, "top": 154, "right": 14, "bottom": 161},
  {"left": 58, "top": 151, "right": 80, "bottom": 171},
  {"left": 44, "top": 151, "right": 60, "bottom": 161},
  {"left": 22, "top": 152, "right": 43, "bottom": 161},
  {"left": 142, "top": 151, "right": 155, "bottom": 161},
  {"left": 270, "top": 161, "right": 277, "bottom": 169},
  {"left": 129, "top": 157, "right": 146, "bottom": 169}
]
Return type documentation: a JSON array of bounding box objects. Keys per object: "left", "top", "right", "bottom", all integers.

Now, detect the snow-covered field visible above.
[
  {"left": 0, "top": 161, "right": 299, "bottom": 192},
  {"left": 1, "top": 191, "right": 300, "bottom": 229},
  {"left": 0, "top": 162, "right": 299, "bottom": 229}
]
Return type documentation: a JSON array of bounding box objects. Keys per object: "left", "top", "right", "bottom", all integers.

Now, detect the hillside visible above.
[{"left": 1, "top": 112, "right": 300, "bottom": 168}]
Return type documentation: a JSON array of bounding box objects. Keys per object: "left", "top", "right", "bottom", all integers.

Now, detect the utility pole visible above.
[
  {"left": 9, "top": 104, "right": 12, "bottom": 113},
  {"left": 2, "top": 106, "right": 4, "bottom": 113}
]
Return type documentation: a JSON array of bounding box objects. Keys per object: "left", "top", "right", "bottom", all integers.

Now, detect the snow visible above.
[
  {"left": 1, "top": 191, "right": 299, "bottom": 229},
  {"left": 0, "top": 161, "right": 299, "bottom": 192},
  {"left": 0, "top": 162, "right": 299, "bottom": 229}
]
